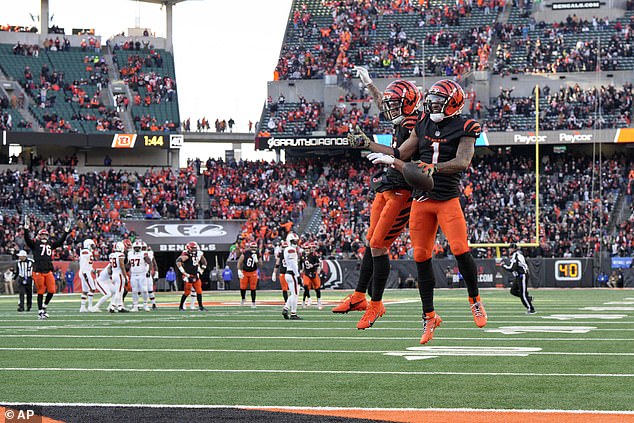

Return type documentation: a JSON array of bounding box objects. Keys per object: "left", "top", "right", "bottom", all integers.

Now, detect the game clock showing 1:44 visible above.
[
  {"left": 144, "top": 135, "right": 165, "bottom": 147},
  {"left": 555, "top": 259, "right": 582, "bottom": 281}
]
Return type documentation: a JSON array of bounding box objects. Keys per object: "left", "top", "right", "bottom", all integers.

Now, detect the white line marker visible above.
[
  {"left": 581, "top": 307, "right": 634, "bottom": 311},
  {"left": 0, "top": 334, "right": 633, "bottom": 341},
  {"left": 0, "top": 367, "right": 632, "bottom": 377},
  {"left": 542, "top": 314, "right": 627, "bottom": 320},
  {"left": 0, "top": 347, "right": 632, "bottom": 357},
  {"left": 485, "top": 326, "right": 596, "bottom": 335}
]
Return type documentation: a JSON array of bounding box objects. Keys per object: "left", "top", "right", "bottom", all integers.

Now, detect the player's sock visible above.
[
  {"left": 81, "top": 294, "right": 87, "bottom": 308},
  {"left": 250, "top": 289, "right": 256, "bottom": 303},
  {"left": 356, "top": 247, "right": 374, "bottom": 294},
  {"left": 196, "top": 294, "right": 203, "bottom": 309},
  {"left": 132, "top": 292, "right": 139, "bottom": 306},
  {"left": 315, "top": 288, "right": 321, "bottom": 300},
  {"left": 122, "top": 290, "right": 129, "bottom": 300},
  {"left": 37, "top": 294, "right": 43, "bottom": 311},
  {"left": 456, "top": 251, "right": 479, "bottom": 299},
  {"left": 282, "top": 290, "right": 288, "bottom": 302},
  {"left": 149, "top": 292, "right": 156, "bottom": 305},
  {"left": 189, "top": 293, "right": 196, "bottom": 306},
  {"left": 370, "top": 254, "right": 390, "bottom": 302},
  {"left": 87, "top": 292, "right": 93, "bottom": 308},
  {"left": 416, "top": 259, "right": 436, "bottom": 314},
  {"left": 240, "top": 289, "right": 246, "bottom": 300},
  {"left": 179, "top": 294, "right": 187, "bottom": 309},
  {"left": 44, "top": 292, "right": 53, "bottom": 305},
  {"left": 142, "top": 291, "right": 149, "bottom": 305}
]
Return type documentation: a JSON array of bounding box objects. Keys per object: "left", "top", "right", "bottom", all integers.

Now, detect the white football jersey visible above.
[
  {"left": 128, "top": 251, "right": 147, "bottom": 274},
  {"left": 145, "top": 249, "right": 154, "bottom": 273},
  {"left": 283, "top": 245, "right": 299, "bottom": 276},
  {"left": 109, "top": 252, "right": 126, "bottom": 275},
  {"left": 79, "top": 248, "right": 94, "bottom": 273}
]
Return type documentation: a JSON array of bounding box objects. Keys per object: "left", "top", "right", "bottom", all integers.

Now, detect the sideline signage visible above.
[
  {"left": 550, "top": 1, "right": 603, "bottom": 9},
  {"left": 123, "top": 220, "right": 245, "bottom": 252}
]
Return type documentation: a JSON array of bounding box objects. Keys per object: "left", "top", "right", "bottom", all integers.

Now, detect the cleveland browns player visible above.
[
  {"left": 272, "top": 240, "right": 290, "bottom": 303},
  {"left": 23, "top": 217, "right": 71, "bottom": 319},
  {"left": 356, "top": 79, "right": 487, "bottom": 344},
  {"left": 332, "top": 67, "right": 421, "bottom": 331},
  {"left": 176, "top": 242, "right": 207, "bottom": 312},
  {"left": 301, "top": 242, "right": 323, "bottom": 309}
]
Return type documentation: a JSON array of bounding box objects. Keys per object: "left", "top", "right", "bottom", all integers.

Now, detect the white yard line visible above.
[
  {"left": 0, "top": 347, "right": 632, "bottom": 356},
  {"left": 0, "top": 334, "right": 632, "bottom": 341},
  {"left": 0, "top": 367, "right": 631, "bottom": 377}
]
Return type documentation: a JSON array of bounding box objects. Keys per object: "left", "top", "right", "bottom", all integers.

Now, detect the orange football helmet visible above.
[
  {"left": 424, "top": 79, "right": 465, "bottom": 122},
  {"left": 381, "top": 80, "right": 422, "bottom": 124}
]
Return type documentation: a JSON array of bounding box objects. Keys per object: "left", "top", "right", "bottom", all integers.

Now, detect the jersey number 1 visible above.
[{"left": 431, "top": 142, "right": 440, "bottom": 164}]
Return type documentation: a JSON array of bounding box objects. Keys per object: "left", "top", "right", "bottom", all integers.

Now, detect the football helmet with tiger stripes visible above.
[
  {"left": 424, "top": 79, "right": 465, "bottom": 123},
  {"left": 381, "top": 80, "right": 422, "bottom": 125}
]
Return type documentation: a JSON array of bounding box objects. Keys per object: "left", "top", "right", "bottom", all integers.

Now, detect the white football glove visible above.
[
  {"left": 23, "top": 215, "right": 30, "bottom": 230},
  {"left": 272, "top": 271, "right": 277, "bottom": 280},
  {"left": 367, "top": 152, "right": 395, "bottom": 166},
  {"left": 238, "top": 270, "right": 244, "bottom": 280},
  {"left": 353, "top": 66, "right": 372, "bottom": 87}
]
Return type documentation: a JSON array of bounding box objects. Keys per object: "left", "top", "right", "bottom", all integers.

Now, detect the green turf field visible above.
[{"left": 0, "top": 288, "right": 632, "bottom": 412}]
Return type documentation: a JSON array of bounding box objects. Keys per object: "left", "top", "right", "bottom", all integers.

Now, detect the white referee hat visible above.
[{"left": 17, "top": 250, "right": 27, "bottom": 257}]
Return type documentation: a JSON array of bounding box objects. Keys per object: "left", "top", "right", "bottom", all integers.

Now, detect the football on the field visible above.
[{"left": 403, "top": 162, "right": 434, "bottom": 191}]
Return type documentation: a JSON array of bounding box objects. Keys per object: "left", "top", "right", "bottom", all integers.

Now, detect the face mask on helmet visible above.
[
  {"left": 381, "top": 98, "right": 405, "bottom": 124},
  {"left": 424, "top": 94, "right": 448, "bottom": 123}
]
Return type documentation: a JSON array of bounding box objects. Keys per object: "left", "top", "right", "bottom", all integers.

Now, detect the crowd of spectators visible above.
[
  {"left": 485, "top": 83, "right": 633, "bottom": 131},
  {"left": 325, "top": 100, "right": 385, "bottom": 136},
  {"left": 0, "top": 164, "right": 199, "bottom": 257},
  {"left": 266, "top": 97, "right": 322, "bottom": 135},
  {"left": 493, "top": 15, "right": 634, "bottom": 75}
]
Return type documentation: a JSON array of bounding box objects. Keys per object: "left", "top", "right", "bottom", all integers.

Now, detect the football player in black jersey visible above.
[
  {"left": 332, "top": 67, "right": 421, "bottom": 331},
  {"left": 23, "top": 217, "right": 71, "bottom": 319},
  {"left": 354, "top": 79, "right": 487, "bottom": 344}
]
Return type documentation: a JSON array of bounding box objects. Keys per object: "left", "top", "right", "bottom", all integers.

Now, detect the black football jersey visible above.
[
  {"left": 24, "top": 230, "right": 68, "bottom": 273},
  {"left": 413, "top": 114, "right": 481, "bottom": 201},
  {"left": 302, "top": 253, "right": 320, "bottom": 276},
  {"left": 177, "top": 252, "right": 198, "bottom": 275},
  {"left": 372, "top": 113, "right": 419, "bottom": 193},
  {"left": 276, "top": 250, "right": 287, "bottom": 274},
  {"left": 242, "top": 250, "right": 258, "bottom": 272}
]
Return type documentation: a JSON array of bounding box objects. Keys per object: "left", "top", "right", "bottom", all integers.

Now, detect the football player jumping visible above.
[
  {"left": 332, "top": 66, "right": 421, "bottom": 330},
  {"left": 357, "top": 79, "right": 487, "bottom": 344}
]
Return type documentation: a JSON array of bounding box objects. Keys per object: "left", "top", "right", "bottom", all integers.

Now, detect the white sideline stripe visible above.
[
  {"left": 0, "top": 367, "right": 632, "bottom": 377},
  {"left": 0, "top": 347, "right": 633, "bottom": 356},
  {"left": 1, "top": 334, "right": 633, "bottom": 341},
  {"left": 0, "top": 402, "right": 633, "bottom": 415}
]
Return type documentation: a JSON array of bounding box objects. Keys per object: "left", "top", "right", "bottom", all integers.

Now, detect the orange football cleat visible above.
[
  {"left": 356, "top": 300, "right": 386, "bottom": 330},
  {"left": 420, "top": 312, "right": 442, "bottom": 344},
  {"left": 331, "top": 292, "right": 368, "bottom": 314},
  {"left": 469, "top": 296, "right": 488, "bottom": 328}
]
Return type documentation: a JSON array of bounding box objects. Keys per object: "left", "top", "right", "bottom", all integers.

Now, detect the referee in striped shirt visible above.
[
  {"left": 503, "top": 244, "right": 535, "bottom": 314},
  {"left": 16, "top": 250, "right": 34, "bottom": 312}
]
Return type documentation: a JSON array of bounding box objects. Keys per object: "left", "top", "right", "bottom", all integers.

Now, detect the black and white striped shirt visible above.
[
  {"left": 16, "top": 258, "right": 34, "bottom": 279},
  {"left": 504, "top": 251, "right": 529, "bottom": 275}
]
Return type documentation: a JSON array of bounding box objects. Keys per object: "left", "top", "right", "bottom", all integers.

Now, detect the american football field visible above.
[{"left": 0, "top": 288, "right": 633, "bottom": 422}]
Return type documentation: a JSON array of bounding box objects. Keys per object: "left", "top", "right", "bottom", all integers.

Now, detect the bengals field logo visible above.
[
  {"left": 320, "top": 260, "right": 343, "bottom": 289},
  {"left": 111, "top": 133, "right": 137, "bottom": 148}
]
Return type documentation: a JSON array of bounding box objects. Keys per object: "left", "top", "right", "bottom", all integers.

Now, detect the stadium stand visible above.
[
  {"left": 0, "top": 164, "right": 199, "bottom": 257},
  {"left": 0, "top": 33, "right": 179, "bottom": 134}
]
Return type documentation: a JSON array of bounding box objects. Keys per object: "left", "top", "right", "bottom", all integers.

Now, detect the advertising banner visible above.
[{"left": 123, "top": 220, "right": 245, "bottom": 252}]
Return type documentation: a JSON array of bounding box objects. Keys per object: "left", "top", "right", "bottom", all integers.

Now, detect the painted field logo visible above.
[
  {"left": 385, "top": 346, "right": 541, "bottom": 361},
  {"left": 485, "top": 326, "right": 596, "bottom": 335}
]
